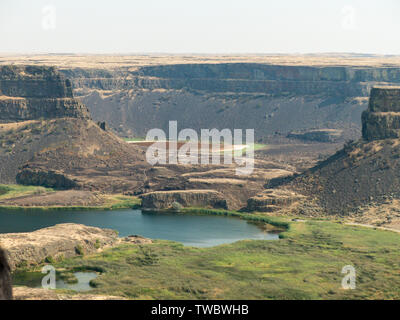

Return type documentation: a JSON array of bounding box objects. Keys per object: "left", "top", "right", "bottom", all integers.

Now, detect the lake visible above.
[{"left": 0, "top": 209, "right": 279, "bottom": 247}]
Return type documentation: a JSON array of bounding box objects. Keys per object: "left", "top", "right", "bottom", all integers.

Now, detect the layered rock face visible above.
[
  {"left": 4, "top": 57, "right": 400, "bottom": 142},
  {"left": 0, "top": 65, "right": 89, "bottom": 122},
  {"left": 61, "top": 63, "right": 400, "bottom": 141},
  {"left": 140, "top": 190, "right": 228, "bottom": 210},
  {"left": 362, "top": 87, "right": 400, "bottom": 141}
]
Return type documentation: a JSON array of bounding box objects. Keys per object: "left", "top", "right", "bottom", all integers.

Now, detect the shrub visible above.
[
  {"left": 75, "top": 245, "right": 85, "bottom": 256},
  {"left": 171, "top": 201, "right": 183, "bottom": 211},
  {"left": 95, "top": 239, "right": 101, "bottom": 249},
  {"left": 45, "top": 256, "right": 56, "bottom": 264}
]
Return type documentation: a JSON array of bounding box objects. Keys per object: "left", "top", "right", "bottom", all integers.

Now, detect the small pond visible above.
[{"left": 13, "top": 270, "right": 98, "bottom": 292}]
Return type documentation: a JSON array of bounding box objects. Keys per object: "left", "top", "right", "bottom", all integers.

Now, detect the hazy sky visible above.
[{"left": 1, "top": 0, "right": 399, "bottom": 54}]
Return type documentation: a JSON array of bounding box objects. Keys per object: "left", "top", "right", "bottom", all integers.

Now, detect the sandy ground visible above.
[
  {"left": 0, "top": 120, "right": 39, "bottom": 132},
  {"left": 12, "top": 287, "right": 125, "bottom": 300},
  {"left": 345, "top": 199, "right": 400, "bottom": 232}
]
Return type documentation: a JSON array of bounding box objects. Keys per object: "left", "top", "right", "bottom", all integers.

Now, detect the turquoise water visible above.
[{"left": 0, "top": 209, "right": 279, "bottom": 247}]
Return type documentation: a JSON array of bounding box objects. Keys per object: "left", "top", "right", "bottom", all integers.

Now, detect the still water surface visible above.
[{"left": 0, "top": 209, "right": 279, "bottom": 247}]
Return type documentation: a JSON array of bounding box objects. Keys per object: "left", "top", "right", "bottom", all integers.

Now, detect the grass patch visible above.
[
  {"left": 12, "top": 270, "right": 44, "bottom": 288},
  {"left": 123, "top": 137, "right": 146, "bottom": 142},
  {"left": 232, "top": 143, "right": 268, "bottom": 156},
  {"left": 252, "top": 143, "right": 268, "bottom": 151},
  {"left": 0, "top": 184, "right": 54, "bottom": 200},
  {"left": 101, "top": 195, "right": 141, "bottom": 210}
]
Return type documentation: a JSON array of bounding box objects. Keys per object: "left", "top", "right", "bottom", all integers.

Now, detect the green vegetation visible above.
[
  {"left": 123, "top": 137, "right": 146, "bottom": 142},
  {"left": 0, "top": 184, "right": 53, "bottom": 199},
  {"left": 248, "top": 143, "right": 268, "bottom": 151},
  {"left": 232, "top": 143, "right": 268, "bottom": 156},
  {"left": 101, "top": 195, "right": 141, "bottom": 210},
  {"left": 45, "top": 256, "right": 56, "bottom": 264},
  {"left": 95, "top": 239, "right": 101, "bottom": 249},
  {"left": 52, "top": 217, "right": 400, "bottom": 300},
  {"left": 58, "top": 272, "right": 78, "bottom": 284},
  {"left": 12, "top": 270, "right": 44, "bottom": 288}
]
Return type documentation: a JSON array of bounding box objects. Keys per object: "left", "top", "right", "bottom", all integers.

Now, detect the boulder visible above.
[{"left": 16, "top": 169, "right": 79, "bottom": 189}]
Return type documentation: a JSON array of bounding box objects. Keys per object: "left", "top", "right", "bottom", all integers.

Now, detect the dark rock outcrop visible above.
[
  {"left": 16, "top": 169, "right": 78, "bottom": 189},
  {"left": 0, "top": 247, "right": 12, "bottom": 300},
  {"left": 362, "top": 87, "right": 400, "bottom": 141},
  {"left": 0, "top": 65, "right": 73, "bottom": 98}
]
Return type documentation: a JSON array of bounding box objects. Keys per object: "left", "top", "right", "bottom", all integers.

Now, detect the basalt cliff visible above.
[
  {"left": 361, "top": 87, "right": 400, "bottom": 141},
  {"left": 0, "top": 65, "right": 89, "bottom": 121}
]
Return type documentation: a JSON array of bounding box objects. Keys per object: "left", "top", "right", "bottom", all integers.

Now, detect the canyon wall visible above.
[{"left": 60, "top": 63, "right": 400, "bottom": 141}]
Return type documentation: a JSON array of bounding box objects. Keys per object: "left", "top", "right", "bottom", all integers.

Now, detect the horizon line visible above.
[{"left": 0, "top": 52, "right": 400, "bottom": 57}]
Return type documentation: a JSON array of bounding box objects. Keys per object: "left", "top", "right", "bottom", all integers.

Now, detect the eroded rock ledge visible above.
[
  {"left": 246, "top": 189, "right": 304, "bottom": 212},
  {"left": 140, "top": 189, "right": 228, "bottom": 210},
  {"left": 0, "top": 224, "right": 119, "bottom": 271}
]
